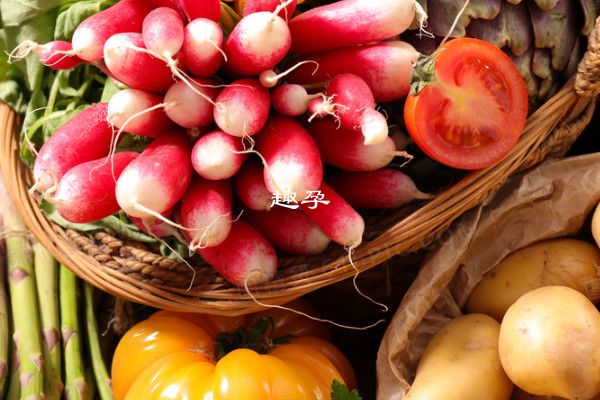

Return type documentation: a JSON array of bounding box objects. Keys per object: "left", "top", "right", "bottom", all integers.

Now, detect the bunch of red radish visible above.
[{"left": 27, "top": 0, "right": 433, "bottom": 288}]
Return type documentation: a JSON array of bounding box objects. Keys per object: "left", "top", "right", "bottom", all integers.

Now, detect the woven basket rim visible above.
[{"left": 2, "top": 20, "right": 599, "bottom": 314}]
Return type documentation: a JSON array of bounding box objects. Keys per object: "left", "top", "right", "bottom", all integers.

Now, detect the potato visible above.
[
  {"left": 592, "top": 202, "right": 600, "bottom": 249},
  {"left": 465, "top": 238, "right": 600, "bottom": 321},
  {"left": 511, "top": 386, "right": 566, "bottom": 399},
  {"left": 499, "top": 286, "right": 600, "bottom": 400},
  {"left": 405, "top": 313, "right": 513, "bottom": 400}
]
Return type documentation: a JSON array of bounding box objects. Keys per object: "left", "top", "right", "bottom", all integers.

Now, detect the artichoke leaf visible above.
[
  {"left": 532, "top": 47, "right": 554, "bottom": 80},
  {"left": 427, "top": 0, "right": 501, "bottom": 38},
  {"left": 531, "top": 46, "right": 564, "bottom": 106},
  {"left": 537, "top": 70, "right": 563, "bottom": 104},
  {"left": 466, "top": 1, "right": 532, "bottom": 57},
  {"left": 528, "top": 0, "right": 578, "bottom": 72},
  {"left": 564, "top": 34, "right": 585, "bottom": 81},
  {"left": 507, "top": 46, "right": 540, "bottom": 112},
  {"left": 506, "top": 0, "right": 522, "bottom": 4},
  {"left": 534, "top": 0, "right": 560, "bottom": 11},
  {"left": 578, "top": 0, "right": 597, "bottom": 35}
]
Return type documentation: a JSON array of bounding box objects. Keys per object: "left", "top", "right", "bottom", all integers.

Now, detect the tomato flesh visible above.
[{"left": 404, "top": 38, "right": 528, "bottom": 170}]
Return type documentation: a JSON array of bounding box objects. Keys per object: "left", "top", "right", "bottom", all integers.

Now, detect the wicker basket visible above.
[{"left": 2, "top": 18, "right": 600, "bottom": 315}]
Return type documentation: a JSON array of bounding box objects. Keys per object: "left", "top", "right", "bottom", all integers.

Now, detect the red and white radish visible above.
[
  {"left": 196, "top": 219, "right": 278, "bottom": 287},
  {"left": 242, "top": 0, "right": 298, "bottom": 21},
  {"left": 182, "top": 18, "right": 224, "bottom": 78},
  {"left": 271, "top": 84, "right": 323, "bottom": 117},
  {"left": 232, "top": 157, "right": 273, "bottom": 211},
  {"left": 53, "top": 152, "right": 139, "bottom": 223},
  {"left": 288, "top": 0, "right": 424, "bottom": 55},
  {"left": 299, "top": 182, "right": 364, "bottom": 248},
  {"left": 307, "top": 116, "right": 398, "bottom": 171},
  {"left": 103, "top": 32, "right": 178, "bottom": 93},
  {"left": 179, "top": 175, "right": 233, "bottom": 249},
  {"left": 107, "top": 88, "right": 177, "bottom": 138},
  {"left": 254, "top": 113, "right": 323, "bottom": 202},
  {"left": 178, "top": 0, "right": 221, "bottom": 22},
  {"left": 142, "top": 7, "right": 185, "bottom": 62},
  {"left": 221, "top": 7, "right": 292, "bottom": 77},
  {"left": 242, "top": 0, "right": 297, "bottom": 21},
  {"left": 242, "top": 207, "right": 331, "bottom": 255},
  {"left": 147, "top": 0, "right": 186, "bottom": 16},
  {"left": 325, "top": 168, "right": 434, "bottom": 209},
  {"left": 32, "top": 103, "right": 115, "bottom": 193},
  {"left": 8, "top": 40, "right": 85, "bottom": 70},
  {"left": 307, "top": 96, "right": 334, "bottom": 119},
  {"left": 285, "top": 41, "right": 419, "bottom": 102},
  {"left": 258, "top": 60, "right": 319, "bottom": 89},
  {"left": 71, "top": 0, "right": 155, "bottom": 62},
  {"left": 129, "top": 213, "right": 178, "bottom": 238},
  {"left": 213, "top": 78, "right": 271, "bottom": 137},
  {"left": 191, "top": 130, "right": 249, "bottom": 180},
  {"left": 115, "top": 130, "right": 193, "bottom": 218},
  {"left": 164, "top": 77, "right": 221, "bottom": 129},
  {"left": 318, "top": 73, "right": 388, "bottom": 145}
]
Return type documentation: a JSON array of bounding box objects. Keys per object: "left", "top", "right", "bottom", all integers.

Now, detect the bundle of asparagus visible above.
[{"left": 0, "top": 184, "right": 113, "bottom": 400}]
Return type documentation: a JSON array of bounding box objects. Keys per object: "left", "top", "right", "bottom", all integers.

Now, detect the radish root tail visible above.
[
  {"left": 347, "top": 242, "right": 389, "bottom": 312},
  {"left": 7, "top": 40, "right": 39, "bottom": 63},
  {"left": 243, "top": 270, "right": 386, "bottom": 330}
]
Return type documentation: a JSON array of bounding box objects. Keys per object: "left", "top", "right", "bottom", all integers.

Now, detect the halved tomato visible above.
[{"left": 404, "top": 37, "right": 529, "bottom": 170}]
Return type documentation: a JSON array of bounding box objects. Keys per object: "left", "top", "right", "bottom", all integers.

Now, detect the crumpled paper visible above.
[{"left": 376, "top": 153, "right": 600, "bottom": 400}]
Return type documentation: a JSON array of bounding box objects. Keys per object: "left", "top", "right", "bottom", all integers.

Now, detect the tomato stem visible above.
[
  {"left": 409, "top": 53, "right": 437, "bottom": 96},
  {"left": 214, "top": 317, "right": 293, "bottom": 360}
]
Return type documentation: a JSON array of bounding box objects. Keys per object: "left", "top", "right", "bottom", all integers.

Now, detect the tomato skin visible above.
[
  {"left": 111, "top": 316, "right": 215, "bottom": 400},
  {"left": 404, "top": 37, "right": 528, "bottom": 170},
  {"left": 112, "top": 300, "right": 357, "bottom": 400}
]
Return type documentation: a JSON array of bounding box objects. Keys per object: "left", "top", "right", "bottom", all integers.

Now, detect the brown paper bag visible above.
[{"left": 376, "top": 153, "right": 600, "bottom": 400}]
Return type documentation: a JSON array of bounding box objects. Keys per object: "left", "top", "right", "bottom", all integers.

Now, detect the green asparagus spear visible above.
[
  {"left": 6, "top": 312, "right": 20, "bottom": 400},
  {"left": 33, "top": 241, "right": 62, "bottom": 399},
  {"left": 5, "top": 346, "right": 20, "bottom": 400},
  {"left": 1, "top": 191, "right": 44, "bottom": 400},
  {"left": 84, "top": 282, "right": 113, "bottom": 400},
  {"left": 60, "top": 265, "right": 87, "bottom": 400},
  {"left": 0, "top": 252, "right": 9, "bottom": 398}
]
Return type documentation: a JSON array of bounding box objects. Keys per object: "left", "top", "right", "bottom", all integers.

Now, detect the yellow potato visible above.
[
  {"left": 510, "top": 386, "right": 566, "bottom": 399},
  {"left": 405, "top": 313, "right": 513, "bottom": 400},
  {"left": 499, "top": 286, "right": 600, "bottom": 400},
  {"left": 465, "top": 238, "right": 600, "bottom": 321},
  {"left": 592, "top": 202, "right": 600, "bottom": 249}
]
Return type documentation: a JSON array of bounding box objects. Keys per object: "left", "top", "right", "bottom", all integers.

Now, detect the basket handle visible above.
[{"left": 575, "top": 16, "right": 600, "bottom": 96}]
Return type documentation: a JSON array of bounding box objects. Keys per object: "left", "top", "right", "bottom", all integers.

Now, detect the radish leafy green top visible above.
[{"left": 0, "top": 0, "right": 117, "bottom": 166}]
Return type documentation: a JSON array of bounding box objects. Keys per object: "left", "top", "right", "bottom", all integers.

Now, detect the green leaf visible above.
[
  {"left": 54, "top": 0, "right": 116, "bottom": 41},
  {"left": 0, "top": 79, "right": 28, "bottom": 113},
  {"left": 0, "top": 0, "right": 63, "bottom": 27},
  {"left": 39, "top": 201, "right": 158, "bottom": 242},
  {"left": 102, "top": 212, "right": 157, "bottom": 243},
  {"left": 39, "top": 199, "right": 106, "bottom": 231},
  {"left": 330, "top": 379, "right": 362, "bottom": 400},
  {"left": 100, "top": 77, "right": 120, "bottom": 102},
  {"left": 3, "top": 9, "right": 57, "bottom": 92}
]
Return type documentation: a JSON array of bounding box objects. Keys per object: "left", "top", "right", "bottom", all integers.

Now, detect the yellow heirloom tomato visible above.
[{"left": 111, "top": 300, "right": 356, "bottom": 400}]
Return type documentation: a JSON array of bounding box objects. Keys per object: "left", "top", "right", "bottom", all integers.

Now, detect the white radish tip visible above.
[
  {"left": 259, "top": 70, "right": 278, "bottom": 88},
  {"left": 361, "top": 109, "right": 389, "bottom": 145}
]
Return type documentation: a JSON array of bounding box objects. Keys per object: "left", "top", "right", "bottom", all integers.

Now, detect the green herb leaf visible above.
[
  {"left": 0, "top": 0, "right": 62, "bottom": 27},
  {"left": 3, "top": 9, "right": 57, "bottom": 92},
  {"left": 39, "top": 199, "right": 106, "bottom": 231},
  {"left": 54, "top": 0, "right": 116, "bottom": 41},
  {"left": 39, "top": 201, "right": 157, "bottom": 243},
  {"left": 330, "top": 379, "right": 362, "bottom": 400}
]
